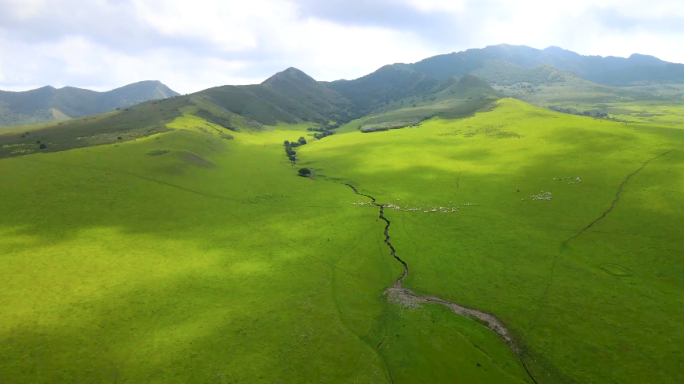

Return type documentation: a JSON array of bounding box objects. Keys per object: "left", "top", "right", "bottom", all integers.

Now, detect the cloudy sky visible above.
[{"left": 1, "top": 0, "right": 683, "bottom": 94}]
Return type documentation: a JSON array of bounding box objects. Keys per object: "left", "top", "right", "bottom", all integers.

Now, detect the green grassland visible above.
[
  {"left": 2, "top": 93, "right": 684, "bottom": 383},
  {"left": 300, "top": 98, "right": 684, "bottom": 383},
  {"left": 0, "top": 113, "right": 531, "bottom": 383}
]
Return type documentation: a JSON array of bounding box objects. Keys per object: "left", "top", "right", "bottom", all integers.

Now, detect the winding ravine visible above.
[
  {"left": 344, "top": 183, "right": 539, "bottom": 384},
  {"left": 344, "top": 184, "right": 408, "bottom": 285}
]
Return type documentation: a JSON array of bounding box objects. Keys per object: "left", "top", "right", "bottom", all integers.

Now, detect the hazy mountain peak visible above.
[{"left": 0, "top": 81, "right": 179, "bottom": 127}]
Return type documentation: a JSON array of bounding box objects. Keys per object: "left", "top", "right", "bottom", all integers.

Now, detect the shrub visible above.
[
  {"left": 286, "top": 149, "right": 296, "bottom": 156},
  {"left": 284, "top": 140, "right": 290, "bottom": 146},
  {"left": 291, "top": 142, "right": 300, "bottom": 148},
  {"left": 298, "top": 137, "right": 307, "bottom": 145},
  {"left": 288, "top": 154, "right": 296, "bottom": 162},
  {"left": 298, "top": 168, "right": 311, "bottom": 177},
  {"left": 117, "top": 137, "right": 122, "bottom": 140},
  {"left": 39, "top": 144, "right": 47, "bottom": 150}
]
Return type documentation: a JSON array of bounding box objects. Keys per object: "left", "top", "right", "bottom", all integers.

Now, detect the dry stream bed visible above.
[{"left": 344, "top": 183, "right": 539, "bottom": 384}]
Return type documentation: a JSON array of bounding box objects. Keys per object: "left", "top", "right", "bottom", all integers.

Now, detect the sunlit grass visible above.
[{"left": 301, "top": 98, "right": 684, "bottom": 383}]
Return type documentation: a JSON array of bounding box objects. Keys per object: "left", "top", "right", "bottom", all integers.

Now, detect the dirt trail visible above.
[
  {"left": 344, "top": 183, "right": 538, "bottom": 384},
  {"left": 565, "top": 150, "right": 672, "bottom": 243}
]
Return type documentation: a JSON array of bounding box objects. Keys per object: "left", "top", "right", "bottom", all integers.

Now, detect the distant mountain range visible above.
[
  {"left": 406, "top": 44, "right": 684, "bottom": 86},
  {"left": 2, "top": 44, "right": 683, "bottom": 135},
  {"left": 0, "top": 81, "right": 179, "bottom": 127}
]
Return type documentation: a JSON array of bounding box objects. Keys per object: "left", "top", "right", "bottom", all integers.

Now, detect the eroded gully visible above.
[{"left": 344, "top": 183, "right": 538, "bottom": 384}]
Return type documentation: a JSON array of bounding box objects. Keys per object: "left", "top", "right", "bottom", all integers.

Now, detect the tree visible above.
[
  {"left": 39, "top": 144, "right": 47, "bottom": 150},
  {"left": 298, "top": 137, "right": 307, "bottom": 145},
  {"left": 298, "top": 168, "right": 311, "bottom": 177},
  {"left": 284, "top": 140, "right": 290, "bottom": 146}
]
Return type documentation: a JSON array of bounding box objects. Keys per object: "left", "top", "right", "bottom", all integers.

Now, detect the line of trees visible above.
[
  {"left": 549, "top": 106, "right": 609, "bottom": 119},
  {"left": 283, "top": 137, "right": 308, "bottom": 164}
]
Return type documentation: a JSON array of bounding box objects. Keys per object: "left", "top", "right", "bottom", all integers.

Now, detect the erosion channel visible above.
[{"left": 344, "top": 183, "right": 539, "bottom": 384}]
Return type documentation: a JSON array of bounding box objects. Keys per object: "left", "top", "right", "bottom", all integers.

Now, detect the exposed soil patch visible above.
[{"left": 387, "top": 288, "right": 517, "bottom": 351}]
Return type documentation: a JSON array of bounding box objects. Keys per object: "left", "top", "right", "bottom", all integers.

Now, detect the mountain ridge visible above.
[
  {"left": 403, "top": 44, "right": 684, "bottom": 86},
  {"left": 0, "top": 80, "right": 179, "bottom": 127}
]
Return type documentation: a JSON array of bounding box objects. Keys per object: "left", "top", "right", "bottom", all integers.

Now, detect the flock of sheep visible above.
[{"left": 351, "top": 200, "right": 478, "bottom": 214}]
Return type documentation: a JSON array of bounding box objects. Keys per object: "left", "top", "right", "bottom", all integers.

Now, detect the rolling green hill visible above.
[
  {"left": 0, "top": 80, "right": 179, "bottom": 127},
  {"left": 0, "top": 68, "right": 504, "bottom": 157}
]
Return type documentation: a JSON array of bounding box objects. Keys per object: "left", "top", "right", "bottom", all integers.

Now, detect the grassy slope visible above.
[
  {"left": 0, "top": 114, "right": 530, "bottom": 383},
  {"left": 300, "top": 98, "right": 684, "bottom": 383},
  {"left": 0, "top": 96, "right": 191, "bottom": 158}
]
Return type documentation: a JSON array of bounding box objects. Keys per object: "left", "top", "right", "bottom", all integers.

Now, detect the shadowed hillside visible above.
[
  {"left": 326, "top": 64, "right": 451, "bottom": 115},
  {"left": 196, "top": 68, "right": 354, "bottom": 126}
]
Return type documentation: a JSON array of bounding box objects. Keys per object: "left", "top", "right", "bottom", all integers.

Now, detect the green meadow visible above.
[
  {"left": 2, "top": 98, "right": 683, "bottom": 383},
  {"left": 0, "top": 113, "right": 532, "bottom": 383},
  {"left": 301, "top": 99, "right": 684, "bottom": 383}
]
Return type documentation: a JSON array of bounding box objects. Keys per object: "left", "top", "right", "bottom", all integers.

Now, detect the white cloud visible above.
[
  {"left": 2, "top": 0, "right": 46, "bottom": 19},
  {"left": 402, "top": 0, "right": 466, "bottom": 13},
  {"left": 0, "top": 0, "right": 683, "bottom": 93}
]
